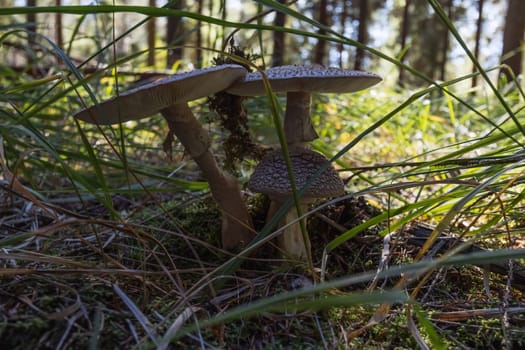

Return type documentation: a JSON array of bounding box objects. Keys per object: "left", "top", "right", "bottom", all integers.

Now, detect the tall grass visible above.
[{"left": 1, "top": 1, "right": 524, "bottom": 348}]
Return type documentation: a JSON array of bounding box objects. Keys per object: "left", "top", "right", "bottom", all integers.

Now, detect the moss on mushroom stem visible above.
[
  {"left": 209, "top": 45, "right": 263, "bottom": 171},
  {"left": 208, "top": 91, "right": 263, "bottom": 173}
]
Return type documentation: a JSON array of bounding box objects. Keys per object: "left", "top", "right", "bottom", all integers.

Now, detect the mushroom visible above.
[
  {"left": 248, "top": 148, "right": 344, "bottom": 259},
  {"left": 226, "top": 65, "right": 379, "bottom": 258},
  {"left": 74, "top": 64, "right": 255, "bottom": 251},
  {"left": 226, "top": 64, "right": 382, "bottom": 149}
]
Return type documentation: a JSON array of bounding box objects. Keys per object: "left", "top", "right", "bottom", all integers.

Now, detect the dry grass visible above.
[
  {"left": 2, "top": 3, "right": 525, "bottom": 347},
  {"left": 2, "top": 183, "right": 525, "bottom": 348}
]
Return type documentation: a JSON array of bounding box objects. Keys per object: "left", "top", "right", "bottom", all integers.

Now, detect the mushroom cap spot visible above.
[
  {"left": 248, "top": 148, "right": 344, "bottom": 201},
  {"left": 226, "top": 64, "right": 382, "bottom": 96},
  {"left": 75, "top": 64, "right": 248, "bottom": 125}
]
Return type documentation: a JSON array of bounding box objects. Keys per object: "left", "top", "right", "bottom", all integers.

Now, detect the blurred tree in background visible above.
[
  {"left": 1, "top": 2, "right": 525, "bottom": 348},
  {"left": 0, "top": 0, "right": 523, "bottom": 87},
  {"left": 500, "top": 0, "right": 524, "bottom": 81}
]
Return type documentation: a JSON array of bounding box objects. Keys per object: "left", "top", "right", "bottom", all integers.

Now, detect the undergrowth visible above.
[{"left": 1, "top": 2, "right": 525, "bottom": 349}]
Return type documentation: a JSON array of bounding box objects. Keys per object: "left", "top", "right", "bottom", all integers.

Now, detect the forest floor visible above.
[
  {"left": 2, "top": 2, "right": 525, "bottom": 347},
  {"left": 1, "top": 185, "right": 524, "bottom": 349}
]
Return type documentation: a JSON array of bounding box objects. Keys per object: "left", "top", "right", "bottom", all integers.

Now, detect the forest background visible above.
[
  {"left": 3, "top": 0, "right": 525, "bottom": 85},
  {"left": 1, "top": 0, "right": 525, "bottom": 349}
]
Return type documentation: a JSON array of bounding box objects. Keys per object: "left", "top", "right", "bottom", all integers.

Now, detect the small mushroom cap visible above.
[
  {"left": 226, "top": 65, "right": 381, "bottom": 96},
  {"left": 248, "top": 148, "right": 344, "bottom": 201},
  {"left": 75, "top": 64, "right": 248, "bottom": 125}
]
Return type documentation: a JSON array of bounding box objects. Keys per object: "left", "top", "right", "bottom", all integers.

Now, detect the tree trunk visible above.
[
  {"left": 500, "top": 0, "right": 525, "bottom": 81},
  {"left": 338, "top": 1, "right": 348, "bottom": 67},
  {"left": 472, "top": 0, "right": 484, "bottom": 89},
  {"left": 398, "top": 0, "right": 411, "bottom": 86},
  {"left": 220, "top": 0, "right": 227, "bottom": 51},
  {"left": 26, "top": 0, "right": 36, "bottom": 69},
  {"left": 167, "top": 0, "right": 185, "bottom": 68},
  {"left": 147, "top": 0, "right": 156, "bottom": 67},
  {"left": 313, "top": 0, "right": 328, "bottom": 65},
  {"left": 55, "top": 0, "right": 62, "bottom": 64},
  {"left": 438, "top": 0, "right": 452, "bottom": 82},
  {"left": 355, "top": 0, "right": 369, "bottom": 70},
  {"left": 207, "top": 0, "right": 213, "bottom": 51},
  {"left": 271, "top": 0, "right": 286, "bottom": 66},
  {"left": 195, "top": 0, "right": 203, "bottom": 68}
]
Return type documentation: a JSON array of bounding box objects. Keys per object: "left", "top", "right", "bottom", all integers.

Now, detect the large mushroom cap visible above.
[
  {"left": 75, "top": 64, "right": 248, "bottom": 125},
  {"left": 226, "top": 64, "right": 381, "bottom": 96},
  {"left": 249, "top": 148, "right": 344, "bottom": 201}
]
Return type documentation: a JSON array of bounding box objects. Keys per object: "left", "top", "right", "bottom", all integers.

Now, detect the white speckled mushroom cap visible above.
[
  {"left": 226, "top": 65, "right": 381, "bottom": 96},
  {"left": 75, "top": 64, "right": 247, "bottom": 125},
  {"left": 249, "top": 148, "right": 344, "bottom": 201}
]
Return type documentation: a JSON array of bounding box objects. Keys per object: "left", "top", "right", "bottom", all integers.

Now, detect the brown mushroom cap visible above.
[
  {"left": 75, "top": 64, "right": 247, "bottom": 124},
  {"left": 249, "top": 148, "right": 344, "bottom": 201},
  {"left": 226, "top": 64, "right": 381, "bottom": 96}
]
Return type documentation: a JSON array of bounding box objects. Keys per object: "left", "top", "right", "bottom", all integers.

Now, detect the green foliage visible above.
[{"left": 1, "top": 1, "right": 525, "bottom": 349}]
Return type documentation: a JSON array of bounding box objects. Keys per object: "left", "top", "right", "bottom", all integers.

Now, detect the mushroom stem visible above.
[
  {"left": 284, "top": 91, "right": 318, "bottom": 148},
  {"left": 161, "top": 104, "right": 255, "bottom": 250},
  {"left": 271, "top": 201, "right": 311, "bottom": 259}
]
